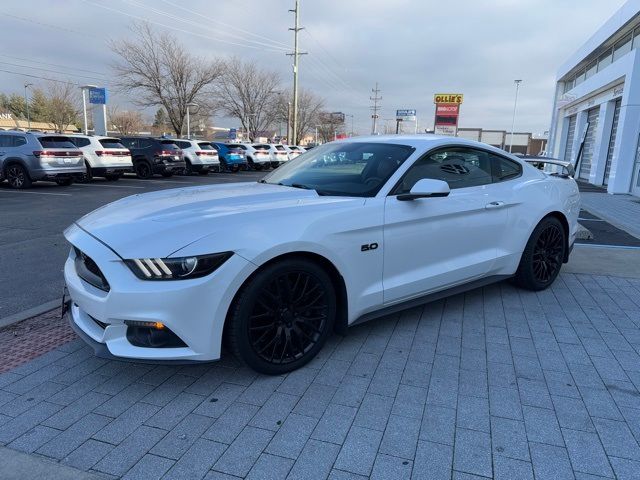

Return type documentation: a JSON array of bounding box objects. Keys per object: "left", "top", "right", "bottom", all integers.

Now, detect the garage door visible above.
[
  {"left": 579, "top": 107, "right": 600, "bottom": 180},
  {"left": 563, "top": 115, "right": 577, "bottom": 164},
  {"left": 604, "top": 98, "right": 622, "bottom": 186}
]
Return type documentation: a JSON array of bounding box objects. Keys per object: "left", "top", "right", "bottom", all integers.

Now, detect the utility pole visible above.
[
  {"left": 370, "top": 82, "right": 381, "bottom": 135},
  {"left": 509, "top": 79, "right": 522, "bottom": 153},
  {"left": 24, "top": 83, "right": 32, "bottom": 130},
  {"left": 287, "top": 0, "right": 307, "bottom": 145}
]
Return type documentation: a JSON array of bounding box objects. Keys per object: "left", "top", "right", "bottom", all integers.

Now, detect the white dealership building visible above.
[{"left": 548, "top": 0, "right": 640, "bottom": 196}]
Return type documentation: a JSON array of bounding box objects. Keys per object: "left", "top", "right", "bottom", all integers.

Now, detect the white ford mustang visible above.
[{"left": 63, "top": 135, "right": 580, "bottom": 374}]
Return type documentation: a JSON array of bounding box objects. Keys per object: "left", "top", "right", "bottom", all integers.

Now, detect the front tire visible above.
[
  {"left": 227, "top": 259, "right": 336, "bottom": 374},
  {"left": 5, "top": 164, "right": 32, "bottom": 189},
  {"left": 513, "top": 216, "right": 566, "bottom": 291}
]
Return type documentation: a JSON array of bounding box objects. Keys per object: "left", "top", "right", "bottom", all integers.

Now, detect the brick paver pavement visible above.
[
  {"left": 581, "top": 192, "right": 640, "bottom": 240},
  {"left": 1, "top": 272, "right": 640, "bottom": 479}
]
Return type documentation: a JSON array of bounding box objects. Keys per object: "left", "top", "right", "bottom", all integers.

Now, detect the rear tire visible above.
[
  {"left": 79, "top": 161, "right": 93, "bottom": 183},
  {"left": 227, "top": 259, "right": 336, "bottom": 375},
  {"left": 135, "top": 161, "right": 153, "bottom": 179},
  {"left": 513, "top": 216, "right": 566, "bottom": 291},
  {"left": 6, "top": 164, "right": 32, "bottom": 189},
  {"left": 184, "top": 161, "right": 193, "bottom": 175}
]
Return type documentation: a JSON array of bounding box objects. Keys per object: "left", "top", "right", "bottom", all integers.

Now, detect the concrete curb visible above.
[{"left": 0, "top": 299, "right": 60, "bottom": 330}]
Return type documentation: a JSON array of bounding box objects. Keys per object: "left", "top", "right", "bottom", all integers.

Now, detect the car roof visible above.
[{"left": 334, "top": 134, "right": 525, "bottom": 162}]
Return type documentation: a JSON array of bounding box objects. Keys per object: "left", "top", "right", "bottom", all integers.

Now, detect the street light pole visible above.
[
  {"left": 23, "top": 83, "right": 32, "bottom": 130},
  {"left": 509, "top": 79, "right": 522, "bottom": 153},
  {"left": 186, "top": 103, "right": 198, "bottom": 139}
]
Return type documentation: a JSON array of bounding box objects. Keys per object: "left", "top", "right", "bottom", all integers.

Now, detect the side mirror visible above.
[{"left": 397, "top": 178, "right": 450, "bottom": 201}]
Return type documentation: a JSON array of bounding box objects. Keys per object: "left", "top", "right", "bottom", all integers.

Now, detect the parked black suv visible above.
[{"left": 119, "top": 137, "right": 186, "bottom": 179}]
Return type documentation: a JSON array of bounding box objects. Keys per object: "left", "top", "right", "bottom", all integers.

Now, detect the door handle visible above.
[{"left": 485, "top": 201, "right": 506, "bottom": 209}]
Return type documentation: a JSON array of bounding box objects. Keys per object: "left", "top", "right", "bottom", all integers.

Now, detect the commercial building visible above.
[
  {"left": 457, "top": 128, "right": 543, "bottom": 155},
  {"left": 548, "top": 0, "right": 640, "bottom": 196}
]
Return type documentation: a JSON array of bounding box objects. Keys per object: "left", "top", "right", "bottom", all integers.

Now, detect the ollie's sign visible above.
[{"left": 433, "top": 93, "right": 463, "bottom": 136}]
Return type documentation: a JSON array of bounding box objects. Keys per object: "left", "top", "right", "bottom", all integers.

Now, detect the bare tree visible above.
[
  {"left": 109, "top": 106, "right": 145, "bottom": 135},
  {"left": 110, "top": 22, "right": 222, "bottom": 136},
  {"left": 317, "top": 111, "right": 345, "bottom": 143},
  {"left": 216, "top": 58, "right": 281, "bottom": 141},
  {"left": 42, "top": 82, "right": 81, "bottom": 133},
  {"left": 275, "top": 88, "right": 324, "bottom": 144}
]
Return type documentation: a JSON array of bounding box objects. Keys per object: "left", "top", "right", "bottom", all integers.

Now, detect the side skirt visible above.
[{"left": 351, "top": 274, "right": 512, "bottom": 327}]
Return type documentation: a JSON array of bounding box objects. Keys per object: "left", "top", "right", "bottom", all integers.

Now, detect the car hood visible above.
[{"left": 75, "top": 182, "right": 361, "bottom": 258}]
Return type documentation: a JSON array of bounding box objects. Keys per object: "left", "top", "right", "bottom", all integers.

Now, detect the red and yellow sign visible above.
[{"left": 434, "top": 93, "right": 464, "bottom": 104}]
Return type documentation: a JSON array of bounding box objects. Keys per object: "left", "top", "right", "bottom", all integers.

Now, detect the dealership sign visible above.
[
  {"left": 396, "top": 109, "right": 417, "bottom": 122},
  {"left": 433, "top": 93, "right": 463, "bottom": 104},
  {"left": 88, "top": 87, "right": 107, "bottom": 105},
  {"left": 433, "top": 92, "right": 463, "bottom": 136}
]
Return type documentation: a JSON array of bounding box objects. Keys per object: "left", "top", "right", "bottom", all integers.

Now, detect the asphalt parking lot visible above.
[{"left": 0, "top": 171, "right": 265, "bottom": 322}]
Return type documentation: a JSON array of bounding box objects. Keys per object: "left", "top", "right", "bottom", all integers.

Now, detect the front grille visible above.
[{"left": 74, "top": 247, "right": 110, "bottom": 292}]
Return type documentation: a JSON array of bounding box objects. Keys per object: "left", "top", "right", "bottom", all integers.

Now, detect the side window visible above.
[
  {"left": 0, "top": 136, "right": 13, "bottom": 148},
  {"left": 13, "top": 136, "right": 27, "bottom": 147},
  {"left": 490, "top": 154, "right": 522, "bottom": 182},
  {"left": 139, "top": 139, "right": 153, "bottom": 149},
  {"left": 121, "top": 138, "right": 137, "bottom": 149},
  {"left": 394, "top": 147, "right": 493, "bottom": 194}
]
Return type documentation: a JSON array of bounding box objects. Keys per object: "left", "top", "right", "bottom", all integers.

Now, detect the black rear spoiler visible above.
[{"left": 524, "top": 158, "right": 574, "bottom": 178}]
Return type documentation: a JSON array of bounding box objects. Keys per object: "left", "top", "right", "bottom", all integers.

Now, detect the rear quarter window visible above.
[
  {"left": 159, "top": 140, "right": 179, "bottom": 150},
  {"left": 38, "top": 136, "right": 76, "bottom": 149}
]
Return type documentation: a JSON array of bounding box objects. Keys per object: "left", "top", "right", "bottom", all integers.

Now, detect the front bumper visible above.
[{"left": 63, "top": 224, "right": 254, "bottom": 362}]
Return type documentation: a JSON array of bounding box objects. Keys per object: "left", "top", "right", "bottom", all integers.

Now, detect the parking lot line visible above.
[
  {"left": 70, "top": 183, "right": 146, "bottom": 189},
  {"left": 0, "top": 189, "right": 71, "bottom": 196}
]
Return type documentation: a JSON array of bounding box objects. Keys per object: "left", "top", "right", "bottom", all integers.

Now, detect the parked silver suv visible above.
[{"left": 0, "top": 131, "right": 85, "bottom": 188}]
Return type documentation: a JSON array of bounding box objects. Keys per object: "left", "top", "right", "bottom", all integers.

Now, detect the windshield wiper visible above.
[{"left": 290, "top": 183, "right": 312, "bottom": 190}]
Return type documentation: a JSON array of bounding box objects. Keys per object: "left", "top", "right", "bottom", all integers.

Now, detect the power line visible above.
[
  {"left": 81, "top": 0, "right": 286, "bottom": 53},
  {"left": 370, "top": 82, "right": 381, "bottom": 135},
  {"left": 155, "top": 0, "right": 291, "bottom": 50},
  {"left": 0, "top": 61, "right": 107, "bottom": 83},
  {"left": 0, "top": 68, "right": 78, "bottom": 86},
  {"left": 0, "top": 12, "right": 91, "bottom": 37},
  {"left": 0, "top": 54, "right": 108, "bottom": 77},
  {"left": 123, "top": 0, "right": 289, "bottom": 52}
]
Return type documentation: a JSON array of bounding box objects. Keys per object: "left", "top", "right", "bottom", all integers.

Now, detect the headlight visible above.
[{"left": 124, "top": 252, "right": 232, "bottom": 280}]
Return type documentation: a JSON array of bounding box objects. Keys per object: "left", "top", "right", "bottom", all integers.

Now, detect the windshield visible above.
[
  {"left": 261, "top": 142, "right": 415, "bottom": 197},
  {"left": 38, "top": 136, "right": 75, "bottom": 148},
  {"left": 99, "top": 139, "right": 126, "bottom": 149}
]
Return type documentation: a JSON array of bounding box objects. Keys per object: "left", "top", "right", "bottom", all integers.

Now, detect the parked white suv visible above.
[
  {"left": 269, "top": 144, "right": 290, "bottom": 167},
  {"left": 172, "top": 139, "right": 220, "bottom": 175},
  {"left": 69, "top": 135, "right": 132, "bottom": 181},
  {"left": 285, "top": 145, "right": 305, "bottom": 160},
  {"left": 241, "top": 144, "right": 273, "bottom": 170}
]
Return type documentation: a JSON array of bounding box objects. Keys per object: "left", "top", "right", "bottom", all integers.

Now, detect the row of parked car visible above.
[{"left": 0, "top": 130, "right": 308, "bottom": 188}]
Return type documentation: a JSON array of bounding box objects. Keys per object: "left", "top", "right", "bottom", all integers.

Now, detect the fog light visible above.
[{"left": 124, "top": 320, "right": 165, "bottom": 330}]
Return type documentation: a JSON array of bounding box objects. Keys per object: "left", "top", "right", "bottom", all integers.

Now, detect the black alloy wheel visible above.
[
  {"left": 6, "top": 164, "right": 31, "bottom": 189},
  {"left": 513, "top": 216, "right": 566, "bottom": 291},
  {"left": 135, "top": 161, "right": 152, "bottom": 179},
  {"left": 228, "top": 259, "right": 336, "bottom": 374}
]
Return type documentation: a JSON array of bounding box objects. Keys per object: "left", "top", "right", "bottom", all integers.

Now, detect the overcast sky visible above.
[{"left": 0, "top": 0, "right": 628, "bottom": 135}]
